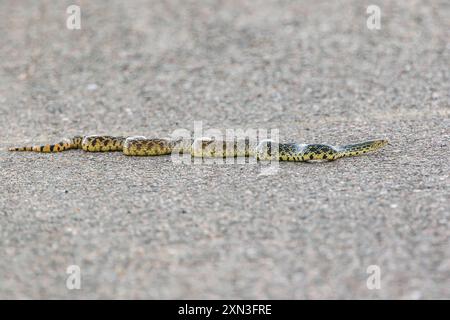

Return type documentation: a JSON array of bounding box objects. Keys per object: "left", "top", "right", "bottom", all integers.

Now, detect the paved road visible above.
[{"left": 0, "top": 0, "right": 449, "bottom": 299}]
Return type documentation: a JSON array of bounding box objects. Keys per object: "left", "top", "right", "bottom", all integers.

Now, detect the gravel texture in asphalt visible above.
[{"left": 0, "top": 0, "right": 449, "bottom": 299}]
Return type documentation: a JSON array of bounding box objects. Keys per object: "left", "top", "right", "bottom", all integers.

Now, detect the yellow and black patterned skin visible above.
[
  {"left": 9, "top": 135, "right": 388, "bottom": 161},
  {"left": 123, "top": 137, "right": 173, "bottom": 156},
  {"left": 255, "top": 139, "right": 389, "bottom": 161},
  {"left": 81, "top": 135, "right": 126, "bottom": 152},
  {"left": 191, "top": 137, "right": 258, "bottom": 158}
]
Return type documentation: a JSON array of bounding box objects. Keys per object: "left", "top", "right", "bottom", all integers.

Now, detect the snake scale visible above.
[{"left": 9, "top": 135, "right": 388, "bottom": 162}]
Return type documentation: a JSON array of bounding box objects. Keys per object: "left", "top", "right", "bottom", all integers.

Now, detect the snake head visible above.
[{"left": 255, "top": 139, "right": 279, "bottom": 161}]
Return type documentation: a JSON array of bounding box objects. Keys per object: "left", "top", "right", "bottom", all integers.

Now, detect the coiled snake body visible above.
[{"left": 9, "top": 135, "right": 388, "bottom": 162}]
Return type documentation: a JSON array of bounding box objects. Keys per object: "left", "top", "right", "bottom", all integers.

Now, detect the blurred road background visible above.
[{"left": 0, "top": 0, "right": 449, "bottom": 298}]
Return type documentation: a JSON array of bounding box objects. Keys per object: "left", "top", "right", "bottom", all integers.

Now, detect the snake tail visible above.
[
  {"left": 8, "top": 136, "right": 83, "bottom": 153},
  {"left": 336, "top": 139, "right": 388, "bottom": 159}
]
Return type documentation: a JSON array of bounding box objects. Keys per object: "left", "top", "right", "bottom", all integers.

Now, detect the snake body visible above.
[{"left": 9, "top": 135, "right": 388, "bottom": 162}]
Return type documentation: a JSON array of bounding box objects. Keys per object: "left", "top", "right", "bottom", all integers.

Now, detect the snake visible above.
[{"left": 8, "top": 135, "right": 388, "bottom": 162}]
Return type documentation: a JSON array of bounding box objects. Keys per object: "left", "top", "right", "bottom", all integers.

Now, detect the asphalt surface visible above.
[{"left": 0, "top": 0, "right": 449, "bottom": 299}]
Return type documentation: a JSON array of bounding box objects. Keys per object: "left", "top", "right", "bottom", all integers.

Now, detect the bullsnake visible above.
[{"left": 9, "top": 135, "right": 388, "bottom": 161}]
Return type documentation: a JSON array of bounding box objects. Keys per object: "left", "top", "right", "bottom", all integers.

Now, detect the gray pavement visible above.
[{"left": 0, "top": 0, "right": 449, "bottom": 299}]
